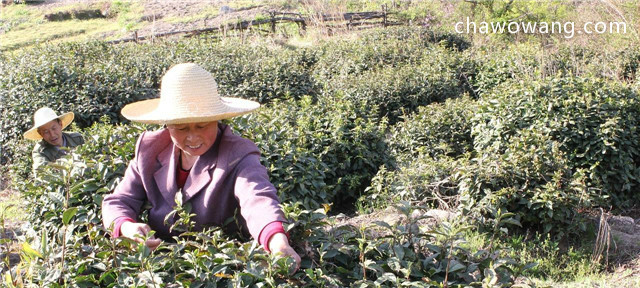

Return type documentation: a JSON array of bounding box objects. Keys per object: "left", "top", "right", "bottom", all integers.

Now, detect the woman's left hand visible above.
[{"left": 268, "top": 232, "right": 301, "bottom": 272}]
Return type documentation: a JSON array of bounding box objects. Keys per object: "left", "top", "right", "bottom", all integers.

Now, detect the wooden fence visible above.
[{"left": 108, "top": 8, "right": 401, "bottom": 44}]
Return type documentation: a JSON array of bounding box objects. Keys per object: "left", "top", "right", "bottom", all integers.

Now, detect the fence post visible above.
[
  {"left": 270, "top": 11, "right": 276, "bottom": 33},
  {"left": 299, "top": 20, "right": 307, "bottom": 36},
  {"left": 134, "top": 30, "right": 138, "bottom": 43},
  {"left": 383, "top": 4, "right": 388, "bottom": 27}
]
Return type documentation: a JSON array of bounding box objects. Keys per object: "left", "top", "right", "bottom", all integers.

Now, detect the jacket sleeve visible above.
[
  {"left": 233, "top": 149, "right": 286, "bottom": 241},
  {"left": 101, "top": 132, "right": 148, "bottom": 230}
]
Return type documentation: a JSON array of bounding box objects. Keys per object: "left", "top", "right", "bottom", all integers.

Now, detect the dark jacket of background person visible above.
[
  {"left": 32, "top": 131, "right": 85, "bottom": 173},
  {"left": 101, "top": 123, "right": 286, "bottom": 240}
]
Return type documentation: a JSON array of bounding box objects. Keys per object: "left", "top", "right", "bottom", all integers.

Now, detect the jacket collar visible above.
[
  {"left": 153, "top": 142, "right": 179, "bottom": 206},
  {"left": 64, "top": 132, "right": 83, "bottom": 147},
  {"left": 37, "top": 132, "right": 71, "bottom": 161},
  {"left": 153, "top": 124, "right": 224, "bottom": 205}
]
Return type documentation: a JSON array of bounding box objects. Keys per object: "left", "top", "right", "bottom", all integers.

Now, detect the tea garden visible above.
[{"left": 1, "top": 23, "right": 640, "bottom": 287}]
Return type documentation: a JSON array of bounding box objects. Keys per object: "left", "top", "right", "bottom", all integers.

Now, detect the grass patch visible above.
[
  {"left": 0, "top": 3, "right": 34, "bottom": 21},
  {"left": 111, "top": 0, "right": 145, "bottom": 31},
  {"left": 0, "top": 2, "right": 107, "bottom": 33},
  {"left": 1, "top": 18, "right": 121, "bottom": 51},
  {"left": 395, "top": 1, "right": 444, "bottom": 22},
  {"left": 0, "top": 189, "right": 24, "bottom": 223},
  {"left": 226, "top": 1, "right": 261, "bottom": 10},
  {"left": 47, "top": 1, "right": 104, "bottom": 14},
  {"left": 343, "top": 0, "right": 395, "bottom": 12},
  {"left": 0, "top": 1, "right": 143, "bottom": 52},
  {"left": 537, "top": 271, "right": 640, "bottom": 288},
  {"left": 459, "top": 229, "right": 603, "bottom": 284},
  {"left": 505, "top": 233, "right": 601, "bottom": 283},
  {"left": 164, "top": 6, "right": 220, "bottom": 25},
  {"left": 0, "top": 3, "right": 38, "bottom": 34}
]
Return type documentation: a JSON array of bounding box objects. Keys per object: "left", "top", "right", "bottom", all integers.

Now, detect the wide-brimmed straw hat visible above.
[
  {"left": 24, "top": 107, "right": 74, "bottom": 141},
  {"left": 121, "top": 63, "right": 260, "bottom": 125}
]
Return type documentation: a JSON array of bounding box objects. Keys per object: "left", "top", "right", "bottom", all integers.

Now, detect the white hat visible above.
[
  {"left": 121, "top": 63, "right": 260, "bottom": 125},
  {"left": 24, "top": 107, "right": 74, "bottom": 141}
]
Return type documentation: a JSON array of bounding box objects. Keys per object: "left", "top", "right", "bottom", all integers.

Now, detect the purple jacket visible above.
[{"left": 102, "top": 123, "right": 286, "bottom": 240}]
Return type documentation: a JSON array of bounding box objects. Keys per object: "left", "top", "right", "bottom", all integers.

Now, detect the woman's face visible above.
[{"left": 166, "top": 121, "right": 218, "bottom": 158}]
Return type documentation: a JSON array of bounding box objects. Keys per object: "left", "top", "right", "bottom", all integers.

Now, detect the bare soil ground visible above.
[{"left": 139, "top": 1, "right": 273, "bottom": 33}]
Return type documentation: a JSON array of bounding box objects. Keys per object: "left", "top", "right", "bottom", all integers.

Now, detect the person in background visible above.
[
  {"left": 24, "top": 107, "right": 85, "bottom": 174},
  {"left": 101, "top": 63, "right": 300, "bottom": 270}
]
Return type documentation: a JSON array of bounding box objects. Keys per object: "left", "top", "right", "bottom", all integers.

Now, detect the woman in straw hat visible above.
[
  {"left": 102, "top": 63, "right": 300, "bottom": 269},
  {"left": 24, "top": 107, "right": 85, "bottom": 174}
]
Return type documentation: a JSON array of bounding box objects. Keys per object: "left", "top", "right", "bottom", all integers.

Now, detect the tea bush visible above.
[
  {"left": 324, "top": 50, "right": 469, "bottom": 124},
  {"left": 231, "top": 95, "right": 388, "bottom": 210},
  {"left": 468, "top": 44, "right": 640, "bottom": 98},
  {"left": 312, "top": 27, "right": 470, "bottom": 85},
  {"left": 380, "top": 77, "right": 637, "bottom": 236},
  {"left": 0, "top": 27, "right": 480, "bottom": 166},
  {"left": 368, "top": 123, "right": 598, "bottom": 237},
  {"left": 6, "top": 119, "right": 527, "bottom": 287},
  {"left": 0, "top": 41, "right": 168, "bottom": 125},
  {"left": 184, "top": 39, "right": 319, "bottom": 103},
  {"left": 0, "top": 38, "right": 317, "bottom": 163},
  {"left": 0, "top": 42, "right": 165, "bottom": 164},
  {"left": 542, "top": 46, "right": 599, "bottom": 77},
  {"left": 388, "top": 95, "right": 476, "bottom": 161},
  {"left": 6, "top": 24, "right": 640, "bottom": 286},
  {"left": 362, "top": 154, "right": 467, "bottom": 213},
  {"left": 21, "top": 118, "right": 148, "bottom": 235},
  {"left": 541, "top": 45, "right": 637, "bottom": 81},
  {"left": 459, "top": 128, "right": 600, "bottom": 236},
  {"left": 17, "top": 95, "right": 387, "bottom": 216},
  {"left": 354, "top": 26, "right": 472, "bottom": 51},
  {"left": 472, "top": 77, "right": 640, "bottom": 207},
  {"left": 465, "top": 44, "right": 540, "bottom": 98},
  {"left": 359, "top": 96, "right": 476, "bottom": 211},
  {"left": 10, "top": 195, "right": 527, "bottom": 287},
  {"left": 366, "top": 77, "right": 638, "bottom": 236},
  {"left": 621, "top": 46, "right": 640, "bottom": 82}
]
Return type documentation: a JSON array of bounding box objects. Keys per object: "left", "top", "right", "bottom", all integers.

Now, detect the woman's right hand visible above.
[{"left": 120, "top": 222, "right": 162, "bottom": 250}]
